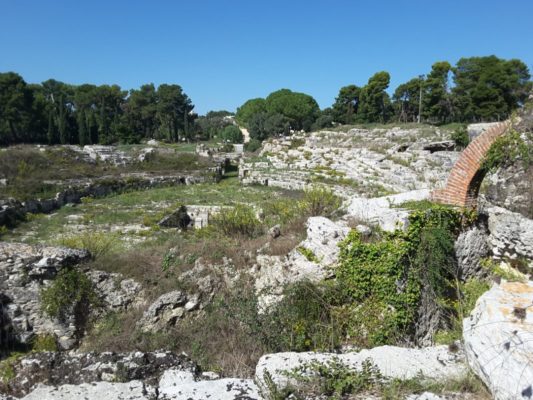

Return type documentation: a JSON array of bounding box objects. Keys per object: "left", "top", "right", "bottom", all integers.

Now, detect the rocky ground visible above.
[{"left": 1, "top": 119, "right": 532, "bottom": 399}]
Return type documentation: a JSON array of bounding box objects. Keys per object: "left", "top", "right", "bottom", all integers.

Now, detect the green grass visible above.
[{"left": 2, "top": 179, "right": 303, "bottom": 245}]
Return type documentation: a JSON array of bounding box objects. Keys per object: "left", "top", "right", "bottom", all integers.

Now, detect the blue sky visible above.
[{"left": 1, "top": 0, "right": 532, "bottom": 114}]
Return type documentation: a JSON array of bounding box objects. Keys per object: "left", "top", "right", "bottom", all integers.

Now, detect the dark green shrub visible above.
[
  {"left": 481, "top": 129, "right": 531, "bottom": 173},
  {"left": 300, "top": 186, "right": 342, "bottom": 217},
  {"left": 211, "top": 204, "right": 263, "bottom": 238},
  {"left": 244, "top": 138, "right": 262, "bottom": 153},
  {"left": 41, "top": 268, "right": 99, "bottom": 329},
  {"left": 451, "top": 125, "right": 469, "bottom": 148}
]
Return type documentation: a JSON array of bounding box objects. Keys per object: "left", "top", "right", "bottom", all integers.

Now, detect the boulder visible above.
[
  {"left": 422, "top": 140, "right": 456, "bottom": 153},
  {"left": 158, "top": 369, "right": 260, "bottom": 400},
  {"left": 0, "top": 350, "right": 197, "bottom": 398},
  {"left": 463, "top": 281, "right": 533, "bottom": 400},
  {"left": 346, "top": 189, "right": 430, "bottom": 232},
  {"left": 137, "top": 291, "right": 188, "bottom": 332},
  {"left": 486, "top": 206, "right": 533, "bottom": 261},
  {"left": 256, "top": 345, "right": 466, "bottom": 393},
  {"left": 86, "top": 270, "right": 144, "bottom": 311},
  {"left": 253, "top": 217, "right": 350, "bottom": 310},
  {"left": 454, "top": 221, "right": 491, "bottom": 280},
  {"left": 20, "top": 381, "right": 156, "bottom": 400},
  {"left": 0, "top": 243, "right": 90, "bottom": 349},
  {"left": 158, "top": 206, "right": 192, "bottom": 229}
]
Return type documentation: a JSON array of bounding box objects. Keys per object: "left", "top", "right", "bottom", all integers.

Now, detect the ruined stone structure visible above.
[{"left": 431, "top": 120, "right": 510, "bottom": 207}]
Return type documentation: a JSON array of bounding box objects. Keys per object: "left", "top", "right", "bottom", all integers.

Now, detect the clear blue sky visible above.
[{"left": 1, "top": 0, "right": 532, "bottom": 114}]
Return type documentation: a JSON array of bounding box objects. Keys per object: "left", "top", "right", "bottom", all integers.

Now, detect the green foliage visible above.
[
  {"left": 260, "top": 281, "right": 349, "bottom": 352},
  {"left": 244, "top": 138, "right": 262, "bottom": 152},
  {"left": 31, "top": 334, "right": 58, "bottom": 352},
  {"left": 235, "top": 98, "right": 267, "bottom": 127},
  {"left": 211, "top": 204, "right": 263, "bottom": 238},
  {"left": 337, "top": 204, "right": 472, "bottom": 344},
  {"left": 451, "top": 124, "right": 469, "bottom": 148},
  {"left": 40, "top": 267, "right": 99, "bottom": 322},
  {"left": 55, "top": 231, "right": 121, "bottom": 258},
  {"left": 0, "top": 353, "right": 24, "bottom": 384},
  {"left": 300, "top": 186, "right": 341, "bottom": 217},
  {"left": 332, "top": 85, "right": 361, "bottom": 124},
  {"left": 435, "top": 279, "right": 490, "bottom": 344},
  {"left": 220, "top": 125, "right": 243, "bottom": 143},
  {"left": 481, "top": 129, "right": 531, "bottom": 173},
  {"left": 358, "top": 71, "right": 392, "bottom": 123},
  {"left": 297, "top": 246, "right": 320, "bottom": 263},
  {"left": 286, "top": 358, "right": 382, "bottom": 400}
]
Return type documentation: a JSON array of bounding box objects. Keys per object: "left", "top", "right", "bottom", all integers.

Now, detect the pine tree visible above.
[
  {"left": 77, "top": 109, "right": 88, "bottom": 146},
  {"left": 47, "top": 109, "right": 56, "bottom": 144}
]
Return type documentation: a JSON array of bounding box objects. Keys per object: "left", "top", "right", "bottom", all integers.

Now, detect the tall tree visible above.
[
  {"left": 423, "top": 61, "right": 452, "bottom": 124},
  {"left": 393, "top": 78, "right": 422, "bottom": 123},
  {"left": 332, "top": 84, "right": 361, "bottom": 124},
  {"left": 156, "top": 84, "right": 194, "bottom": 142},
  {"left": 452, "top": 56, "right": 531, "bottom": 122},
  {"left": 358, "top": 71, "right": 392, "bottom": 123},
  {"left": 235, "top": 98, "right": 267, "bottom": 127},
  {"left": 0, "top": 72, "right": 34, "bottom": 144}
]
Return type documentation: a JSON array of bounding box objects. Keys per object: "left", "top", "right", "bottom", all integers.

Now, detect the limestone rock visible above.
[
  {"left": 86, "top": 270, "right": 144, "bottom": 311},
  {"left": 454, "top": 221, "right": 491, "bottom": 280},
  {"left": 158, "top": 369, "right": 261, "bottom": 400},
  {"left": 467, "top": 122, "right": 501, "bottom": 141},
  {"left": 486, "top": 206, "right": 533, "bottom": 261},
  {"left": 0, "top": 350, "right": 197, "bottom": 398},
  {"left": 137, "top": 291, "right": 188, "bottom": 332},
  {"left": 268, "top": 224, "right": 281, "bottom": 239},
  {"left": 253, "top": 217, "right": 349, "bottom": 310},
  {"left": 21, "top": 381, "right": 156, "bottom": 400},
  {"left": 346, "top": 189, "right": 430, "bottom": 232},
  {"left": 463, "top": 281, "right": 533, "bottom": 400},
  {"left": 256, "top": 345, "right": 466, "bottom": 393},
  {"left": 0, "top": 243, "right": 90, "bottom": 349}
]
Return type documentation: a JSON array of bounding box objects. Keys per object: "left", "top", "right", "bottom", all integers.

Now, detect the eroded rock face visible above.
[
  {"left": 253, "top": 217, "right": 350, "bottom": 310},
  {"left": 158, "top": 369, "right": 260, "bottom": 400},
  {"left": 0, "top": 350, "right": 197, "bottom": 398},
  {"left": 0, "top": 243, "right": 144, "bottom": 351},
  {"left": 454, "top": 219, "right": 491, "bottom": 280},
  {"left": 345, "top": 189, "right": 429, "bottom": 232},
  {"left": 463, "top": 281, "right": 533, "bottom": 400},
  {"left": 486, "top": 206, "right": 533, "bottom": 262},
  {"left": 255, "top": 345, "right": 467, "bottom": 393},
  {"left": 20, "top": 381, "right": 155, "bottom": 400},
  {"left": 0, "top": 243, "right": 90, "bottom": 350},
  {"left": 240, "top": 127, "right": 459, "bottom": 198}
]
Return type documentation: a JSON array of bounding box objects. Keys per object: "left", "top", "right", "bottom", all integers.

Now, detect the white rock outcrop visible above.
[
  {"left": 486, "top": 206, "right": 533, "bottom": 261},
  {"left": 463, "top": 281, "right": 533, "bottom": 400},
  {"left": 253, "top": 217, "right": 350, "bottom": 310},
  {"left": 158, "top": 369, "right": 260, "bottom": 400},
  {"left": 345, "top": 189, "right": 430, "bottom": 231},
  {"left": 256, "top": 345, "right": 466, "bottom": 392},
  {"left": 21, "top": 381, "right": 155, "bottom": 400}
]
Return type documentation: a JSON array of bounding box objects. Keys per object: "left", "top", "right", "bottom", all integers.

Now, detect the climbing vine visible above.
[{"left": 336, "top": 204, "right": 475, "bottom": 345}]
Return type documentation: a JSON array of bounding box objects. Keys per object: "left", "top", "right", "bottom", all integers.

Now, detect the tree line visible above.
[
  {"left": 236, "top": 55, "right": 531, "bottom": 141},
  {"left": 0, "top": 55, "right": 531, "bottom": 146},
  {"left": 0, "top": 73, "right": 195, "bottom": 146}
]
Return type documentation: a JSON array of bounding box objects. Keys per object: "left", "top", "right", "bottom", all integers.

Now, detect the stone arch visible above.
[{"left": 431, "top": 120, "right": 511, "bottom": 207}]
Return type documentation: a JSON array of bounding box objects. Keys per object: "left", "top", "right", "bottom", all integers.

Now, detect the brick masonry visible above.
[{"left": 430, "top": 120, "right": 511, "bottom": 207}]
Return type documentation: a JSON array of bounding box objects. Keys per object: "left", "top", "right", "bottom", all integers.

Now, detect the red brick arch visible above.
[{"left": 431, "top": 120, "right": 511, "bottom": 207}]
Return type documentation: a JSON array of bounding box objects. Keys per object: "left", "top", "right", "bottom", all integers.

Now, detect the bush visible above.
[
  {"left": 336, "top": 204, "right": 473, "bottom": 344},
  {"left": 55, "top": 231, "right": 121, "bottom": 258},
  {"left": 40, "top": 268, "right": 99, "bottom": 327},
  {"left": 211, "top": 204, "right": 263, "bottom": 238},
  {"left": 481, "top": 129, "right": 531, "bottom": 173},
  {"left": 31, "top": 334, "right": 58, "bottom": 352},
  {"left": 244, "top": 138, "right": 262, "bottom": 153},
  {"left": 220, "top": 125, "right": 244, "bottom": 144},
  {"left": 300, "top": 186, "right": 341, "bottom": 217},
  {"left": 451, "top": 125, "right": 469, "bottom": 148}
]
